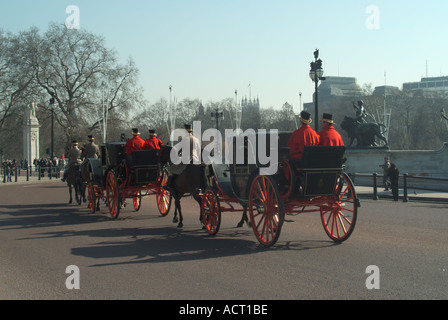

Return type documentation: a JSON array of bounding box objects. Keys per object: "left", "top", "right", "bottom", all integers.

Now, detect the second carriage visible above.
[
  {"left": 198, "top": 131, "right": 360, "bottom": 247},
  {"left": 85, "top": 142, "right": 172, "bottom": 219}
]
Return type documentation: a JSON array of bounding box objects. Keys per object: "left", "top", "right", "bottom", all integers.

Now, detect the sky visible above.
[{"left": 1, "top": 0, "right": 448, "bottom": 113}]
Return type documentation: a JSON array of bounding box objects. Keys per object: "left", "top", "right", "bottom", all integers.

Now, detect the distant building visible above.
[
  {"left": 241, "top": 97, "right": 260, "bottom": 130},
  {"left": 372, "top": 85, "right": 401, "bottom": 96},
  {"left": 303, "top": 76, "right": 363, "bottom": 116},
  {"left": 403, "top": 76, "right": 448, "bottom": 94}
]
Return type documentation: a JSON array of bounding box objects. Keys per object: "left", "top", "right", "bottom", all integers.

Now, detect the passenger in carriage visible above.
[
  {"left": 125, "top": 128, "right": 146, "bottom": 156},
  {"left": 81, "top": 135, "right": 100, "bottom": 160},
  {"left": 287, "top": 110, "right": 320, "bottom": 168},
  {"left": 61, "top": 140, "right": 82, "bottom": 182},
  {"left": 144, "top": 129, "right": 164, "bottom": 151},
  {"left": 164, "top": 124, "right": 205, "bottom": 190},
  {"left": 318, "top": 113, "right": 344, "bottom": 146}
]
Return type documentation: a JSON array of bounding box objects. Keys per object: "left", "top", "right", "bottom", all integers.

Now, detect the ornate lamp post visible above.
[
  {"left": 211, "top": 108, "right": 224, "bottom": 158},
  {"left": 49, "top": 93, "right": 55, "bottom": 159},
  {"left": 309, "top": 49, "right": 326, "bottom": 131}
]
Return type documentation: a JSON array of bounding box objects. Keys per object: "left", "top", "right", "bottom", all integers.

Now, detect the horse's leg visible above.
[
  {"left": 75, "top": 183, "right": 81, "bottom": 205},
  {"left": 172, "top": 193, "right": 179, "bottom": 223},
  {"left": 237, "top": 207, "right": 249, "bottom": 228},
  {"left": 68, "top": 184, "right": 73, "bottom": 204},
  {"left": 193, "top": 193, "right": 203, "bottom": 223},
  {"left": 175, "top": 198, "right": 183, "bottom": 228}
]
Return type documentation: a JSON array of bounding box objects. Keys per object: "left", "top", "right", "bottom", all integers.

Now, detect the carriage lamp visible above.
[{"left": 309, "top": 49, "right": 326, "bottom": 131}]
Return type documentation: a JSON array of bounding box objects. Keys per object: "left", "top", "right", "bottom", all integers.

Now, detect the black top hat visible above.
[
  {"left": 88, "top": 135, "right": 94, "bottom": 141},
  {"left": 184, "top": 124, "right": 192, "bottom": 132},
  {"left": 132, "top": 128, "right": 140, "bottom": 135},
  {"left": 297, "top": 110, "right": 312, "bottom": 124},
  {"left": 322, "top": 113, "right": 334, "bottom": 124},
  {"left": 72, "top": 140, "right": 78, "bottom": 145},
  {"left": 149, "top": 129, "right": 156, "bottom": 135}
]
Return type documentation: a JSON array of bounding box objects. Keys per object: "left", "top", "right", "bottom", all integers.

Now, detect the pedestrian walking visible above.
[
  {"left": 379, "top": 157, "right": 391, "bottom": 191},
  {"left": 388, "top": 163, "right": 400, "bottom": 201}
]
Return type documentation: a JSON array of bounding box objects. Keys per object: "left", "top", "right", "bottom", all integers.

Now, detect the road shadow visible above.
[{"left": 66, "top": 225, "right": 338, "bottom": 267}]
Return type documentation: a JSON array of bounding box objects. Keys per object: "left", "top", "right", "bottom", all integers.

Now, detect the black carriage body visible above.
[
  {"left": 225, "top": 131, "right": 292, "bottom": 202},
  {"left": 220, "top": 131, "right": 347, "bottom": 200},
  {"left": 301, "top": 146, "right": 346, "bottom": 196},
  {"left": 132, "top": 150, "right": 160, "bottom": 185}
]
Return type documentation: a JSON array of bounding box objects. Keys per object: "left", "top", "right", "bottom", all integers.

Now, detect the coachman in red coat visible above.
[
  {"left": 125, "top": 128, "right": 146, "bottom": 156},
  {"left": 287, "top": 111, "right": 320, "bottom": 160},
  {"left": 144, "top": 130, "right": 164, "bottom": 151},
  {"left": 318, "top": 113, "right": 344, "bottom": 146}
]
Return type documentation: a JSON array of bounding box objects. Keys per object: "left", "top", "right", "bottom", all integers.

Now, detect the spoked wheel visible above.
[
  {"left": 87, "top": 182, "right": 96, "bottom": 214},
  {"left": 248, "top": 175, "right": 284, "bottom": 247},
  {"left": 157, "top": 168, "right": 172, "bottom": 217},
  {"left": 133, "top": 191, "right": 142, "bottom": 212},
  {"left": 278, "top": 160, "right": 294, "bottom": 198},
  {"left": 106, "top": 171, "right": 121, "bottom": 220},
  {"left": 201, "top": 188, "right": 221, "bottom": 236},
  {"left": 320, "top": 173, "right": 358, "bottom": 243}
]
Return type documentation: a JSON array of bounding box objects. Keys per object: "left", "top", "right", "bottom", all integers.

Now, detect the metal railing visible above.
[
  {"left": 350, "top": 173, "right": 448, "bottom": 202},
  {"left": 2, "top": 165, "right": 62, "bottom": 183}
]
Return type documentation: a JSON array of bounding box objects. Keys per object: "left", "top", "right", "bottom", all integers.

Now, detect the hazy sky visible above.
[{"left": 1, "top": 0, "right": 447, "bottom": 113}]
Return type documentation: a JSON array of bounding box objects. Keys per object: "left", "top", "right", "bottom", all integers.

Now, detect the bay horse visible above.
[
  {"left": 170, "top": 164, "right": 204, "bottom": 228},
  {"left": 159, "top": 145, "right": 204, "bottom": 228}
]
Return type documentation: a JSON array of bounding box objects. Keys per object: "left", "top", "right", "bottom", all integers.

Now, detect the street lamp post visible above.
[
  {"left": 211, "top": 108, "right": 224, "bottom": 132},
  {"left": 49, "top": 93, "right": 55, "bottom": 160},
  {"left": 309, "top": 49, "right": 326, "bottom": 131},
  {"left": 211, "top": 108, "right": 224, "bottom": 159}
]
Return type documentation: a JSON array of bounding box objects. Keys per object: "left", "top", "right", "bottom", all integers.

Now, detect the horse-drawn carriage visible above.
[
  {"left": 198, "top": 131, "right": 360, "bottom": 247},
  {"left": 85, "top": 142, "right": 172, "bottom": 219}
]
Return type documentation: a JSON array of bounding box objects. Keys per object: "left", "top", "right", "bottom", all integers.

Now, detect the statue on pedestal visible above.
[
  {"left": 340, "top": 100, "right": 388, "bottom": 148},
  {"left": 23, "top": 102, "right": 40, "bottom": 167}
]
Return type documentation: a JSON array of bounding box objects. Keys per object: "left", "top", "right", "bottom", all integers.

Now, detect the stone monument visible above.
[{"left": 23, "top": 102, "right": 40, "bottom": 168}]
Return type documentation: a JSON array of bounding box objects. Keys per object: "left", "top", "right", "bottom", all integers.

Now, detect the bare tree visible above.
[{"left": 31, "top": 24, "right": 143, "bottom": 146}]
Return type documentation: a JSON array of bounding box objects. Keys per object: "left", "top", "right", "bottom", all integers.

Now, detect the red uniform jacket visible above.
[
  {"left": 144, "top": 136, "right": 164, "bottom": 151},
  {"left": 318, "top": 125, "right": 344, "bottom": 146},
  {"left": 287, "top": 124, "right": 320, "bottom": 159},
  {"left": 125, "top": 136, "right": 146, "bottom": 156}
]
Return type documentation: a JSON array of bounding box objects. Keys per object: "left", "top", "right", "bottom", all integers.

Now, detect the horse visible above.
[
  {"left": 340, "top": 116, "right": 388, "bottom": 147},
  {"left": 169, "top": 164, "right": 204, "bottom": 228},
  {"left": 66, "top": 164, "right": 82, "bottom": 205}
]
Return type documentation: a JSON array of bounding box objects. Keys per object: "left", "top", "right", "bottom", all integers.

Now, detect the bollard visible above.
[
  {"left": 26, "top": 165, "right": 29, "bottom": 182},
  {"left": 373, "top": 173, "right": 379, "bottom": 200},
  {"left": 2, "top": 166, "right": 5, "bottom": 184},
  {"left": 403, "top": 174, "right": 409, "bottom": 203},
  {"left": 15, "top": 166, "right": 18, "bottom": 182}
]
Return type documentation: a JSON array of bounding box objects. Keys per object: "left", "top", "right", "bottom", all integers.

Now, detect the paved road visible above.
[{"left": 0, "top": 181, "right": 447, "bottom": 300}]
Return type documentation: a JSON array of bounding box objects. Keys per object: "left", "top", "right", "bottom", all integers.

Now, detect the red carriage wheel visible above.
[
  {"left": 201, "top": 188, "right": 221, "bottom": 236},
  {"left": 248, "top": 175, "right": 284, "bottom": 247},
  {"left": 106, "top": 171, "right": 121, "bottom": 220},
  {"left": 320, "top": 173, "right": 358, "bottom": 243},
  {"left": 156, "top": 168, "right": 172, "bottom": 217},
  {"left": 133, "top": 191, "right": 142, "bottom": 212},
  {"left": 87, "top": 182, "right": 96, "bottom": 214}
]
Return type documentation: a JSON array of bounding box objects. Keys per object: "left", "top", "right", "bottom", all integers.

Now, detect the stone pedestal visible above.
[{"left": 23, "top": 103, "right": 40, "bottom": 168}]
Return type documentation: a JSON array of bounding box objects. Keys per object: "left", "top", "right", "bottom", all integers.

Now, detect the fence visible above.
[
  {"left": 2, "top": 165, "right": 62, "bottom": 183},
  {"left": 350, "top": 173, "right": 448, "bottom": 202}
]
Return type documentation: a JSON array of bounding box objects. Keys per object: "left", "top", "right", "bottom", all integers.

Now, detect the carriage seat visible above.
[
  {"left": 300, "top": 146, "right": 346, "bottom": 196},
  {"left": 131, "top": 150, "right": 159, "bottom": 185},
  {"left": 301, "top": 146, "right": 346, "bottom": 170}
]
